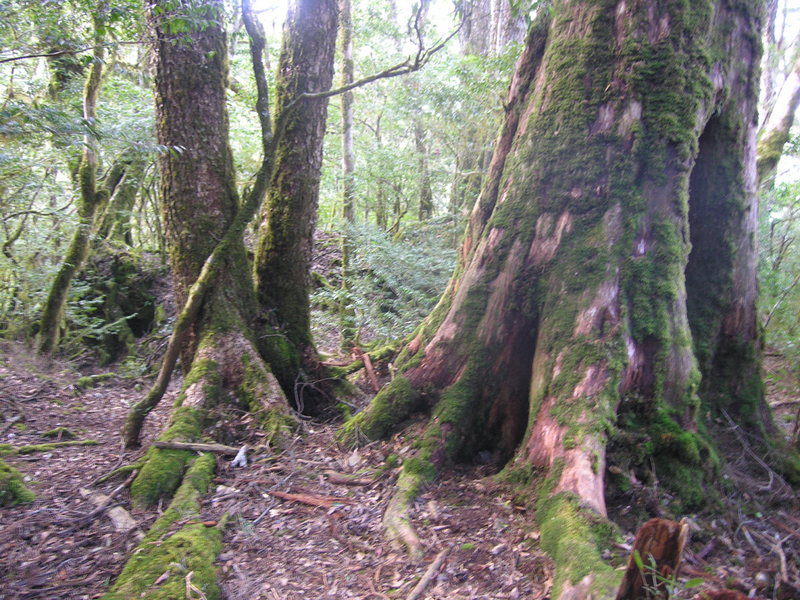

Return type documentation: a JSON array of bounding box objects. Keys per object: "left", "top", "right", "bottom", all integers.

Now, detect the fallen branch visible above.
[
  {"left": 769, "top": 399, "right": 800, "bottom": 408},
  {"left": 0, "top": 439, "right": 99, "bottom": 455},
  {"left": 406, "top": 547, "right": 450, "bottom": 600},
  {"left": 268, "top": 490, "right": 354, "bottom": 508},
  {"left": 153, "top": 441, "right": 240, "bottom": 456},
  {"left": 353, "top": 347, "right": 381, "bottom": 392},
  {"left": 324, "top": 470, "right": 374, "bottom": 486}
]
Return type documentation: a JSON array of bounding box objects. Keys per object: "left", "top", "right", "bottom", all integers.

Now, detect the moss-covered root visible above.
[
  {"left": 339, "top": 376, "right": 421, "bottom": 445},
  {"left": 383, "top": 467, "right": 425, "bottom": 562},
  {"left": 538, "top": 494, "right": 621, "bottom": 600},
  {"left": 130, "top": 406, "right": 205, "bottom": 510},
  {"left": 0, "top": 459, "right": 34, "bottom": 506},
  {"left": 0, "top": 440, "right": 100, "bottom": 455},
  {"left": 104, "top": 453, "right": 222, "bottom": 600}
]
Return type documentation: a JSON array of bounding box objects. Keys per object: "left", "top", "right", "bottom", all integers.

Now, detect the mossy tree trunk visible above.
[
  {"left": 339, "top": 0, "right": 358, "bottom": 348},
  {"left": 37, "top": 10, "right": 107, "bottom": 355},
  {"left": 756, "top": 46, "right": 800, "bottom": 188},
  {"left": 348, "top": 1, "right": 766, "bottom": 596},
  {"left": 253, "top": 0, "right": 338, "bottom": 383},
  {"left": 128, "top": 0, "right": 288, "bottom": 504},
  {"left": 96, "top": 149, "right": 148, "bottom": 246}
]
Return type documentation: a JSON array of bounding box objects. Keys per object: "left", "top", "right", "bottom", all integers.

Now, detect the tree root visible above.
[
  {"left": 383, "top": 467, "right": 425, "bottom": 562},
  {"left": 103, "top": 453, "right": 223, "bottom": 600},
  {"left": 538, "top": 493, "right": 621, "bottom": 600}
]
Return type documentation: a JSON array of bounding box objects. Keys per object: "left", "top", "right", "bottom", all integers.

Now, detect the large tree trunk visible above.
[
  {"left": 253, "top": 0, "right": 337, "bottom": 385},
  {"left": 129, "top": 0, "right": 288, "bottom": 508},
  {"left": 346, "top": 1, "right": 767, "bottom": 596}
]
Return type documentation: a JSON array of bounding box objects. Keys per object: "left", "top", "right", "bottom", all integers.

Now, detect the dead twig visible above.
[
  {"left": 406, "top": 547, "right": 450, "bottom": 600},
  {"left": 268, "top": 490, "right": 354, "bottom": 509},
  {"left": 153, "top": 441, "right": 240, "bottom": 455},
  {"left": 68, "top": 469, "right": 138, "bottom": 532}
]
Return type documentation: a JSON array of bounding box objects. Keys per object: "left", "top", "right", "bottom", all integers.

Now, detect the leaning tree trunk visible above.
[
  {"left": 346, "top": 1, "right": 766, "bottom": 596},
  {"left": 37, "top": 13, "right": 107, "bottom": 355},
  {"left": 253, "top": 0, "right": 337, "bottom": 388},
  {"left": 127, "top": 0, "right": 288, "bottom": 510}
]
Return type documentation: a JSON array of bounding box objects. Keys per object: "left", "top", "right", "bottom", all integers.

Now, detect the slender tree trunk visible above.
[
  {"left": 37, "top": 15, "right": 107, "bottom": 355},
  {"left": 415, "top": 119, "right": 434, "bottom": 220},
  {"left": 254, "top": 0, "right": 338, "bottom": 380},
  {"left": 347, "top": 1, "right": 767, "bottom": 596},
  {"left": 97, "top": 151, "right": 147, "bottom": 245},
  {"left": 757, "top": 43, "right": 800, "bottom": 188},
  {"left": 339, "top": 0, "right": 357, "bottom": 347}
]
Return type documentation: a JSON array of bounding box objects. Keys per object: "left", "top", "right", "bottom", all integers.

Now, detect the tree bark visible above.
[
  {"left": 347, "top": 1, "right": 766, "bottom": 596},
  {"left": 339, "top": 0, "right": 357, "bottom": 347},
  {"left": 253, "top": 0, "right": 338, "bottom": 381},
  {"left": 126, "top": 0, "right": 288, "bottom": 493},
  {"left": 37, "top": 11, "right": 107, "bottom": 355}
]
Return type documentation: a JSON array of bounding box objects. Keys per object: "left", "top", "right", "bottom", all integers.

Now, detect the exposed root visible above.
[
  {"left": 103, "top": 453, "right": 223, "bottom": 599},
  {"left": 383, "top": 468, "right": 424, "bottom": 562},
  {"left": 538, "top": 493, "right": 621, "bottom": 600}
]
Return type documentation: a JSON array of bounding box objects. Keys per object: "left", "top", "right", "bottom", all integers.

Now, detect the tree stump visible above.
[{"left": 616, "top": 518, "right": 689, "bottom": 600}]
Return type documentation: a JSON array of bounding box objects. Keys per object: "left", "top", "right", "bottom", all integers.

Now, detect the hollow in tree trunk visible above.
[{"left": 345, "top": 1, "right": 773, "bottom": 596}]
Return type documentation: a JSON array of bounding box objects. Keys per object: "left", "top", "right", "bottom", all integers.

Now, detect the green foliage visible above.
[
  {"left": 760, "top": 180, "right": 800, "bottom": 367},
  {"left": 632, "top": 550, "right": 704, "bottom": 599},
  {"left": 313, "top": 220, "right": 456, "bottom": 342}
]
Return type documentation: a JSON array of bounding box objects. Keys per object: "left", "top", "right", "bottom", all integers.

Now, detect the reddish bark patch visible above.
[
  {"left": 527, "top": 211, "right": 573, "bottom": 267},
  {"left": 573, "top": 280, "right": 620, "bottom": 338}
]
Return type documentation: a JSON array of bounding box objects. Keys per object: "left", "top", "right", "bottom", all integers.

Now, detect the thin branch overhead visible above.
[
  {"left": 290, "top": 16, "right": 464, "bottom": 106},
  {"left": 0, "top": 41, "right": 145, "bottom": 65}
]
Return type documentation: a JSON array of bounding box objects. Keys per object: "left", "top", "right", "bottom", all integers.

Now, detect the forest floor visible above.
[{"left": 2, "top": 340, "right": 800, "bottom": 599}]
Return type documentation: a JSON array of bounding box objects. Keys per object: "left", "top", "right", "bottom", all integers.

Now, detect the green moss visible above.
[
  {"left": 75, "top": 372, "right": 115, "bottom": 390},
  {"left": 42, "top": 427, "right": 77, "bottom": 439},
  {"left": 0, "top": 440, "right": 99, "bottom": 455},
  {"left": 538, "top": 493, "right": 621, "bottom": 598},
  {"left": 402, "top": 456, "right": 437, "bottom": 483},
  {"left": 607, "top": 406, "right": 718, "bottom": 510},
  {"left": 131, "top": 405, "right": 205, "bottom": 509},
  {"left": 104, "top": 453, "right": 221, "bottom": 600},
  {"left": 0, "top": 459, "right": 35, "bottom": 506},
  {"left": 338, "top": 377, "right": 421, "bottom": 444}
]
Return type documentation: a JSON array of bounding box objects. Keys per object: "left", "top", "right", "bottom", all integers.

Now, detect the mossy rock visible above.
[{"left": 0, "top": 459, "right": 34, "bottom": 506}]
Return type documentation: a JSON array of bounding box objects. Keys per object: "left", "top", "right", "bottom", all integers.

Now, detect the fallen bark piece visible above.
[
  {"left": 78, "top": 483, "right": 137, "bottom": 533},
  {"left": 406, "top": 547, "right": 450, "bottom": 600},
  {"left": 353, "top": 347, "right": 381, "bottom": 392},
  {"left": 616, "top": 518, "right": 689, "bottom": 600},
  {"left": 268, "top": 490, "right": 354, "bottom": 508},
  {"left": 324, "top": 470, "right": 374, "bottom": 486},
  {"left": 153, "top": 441, "right": 240, "bottom": 456}
]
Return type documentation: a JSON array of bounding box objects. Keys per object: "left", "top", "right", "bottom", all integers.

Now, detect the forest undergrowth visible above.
[{"left": 1, "top": 232, "right": 800, "bottom": 599}]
